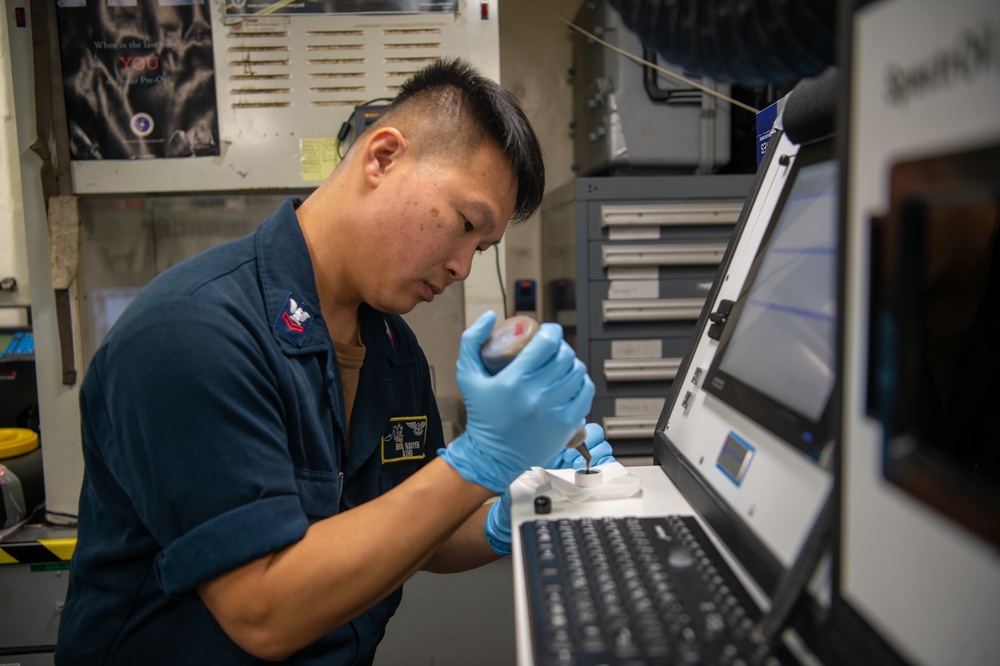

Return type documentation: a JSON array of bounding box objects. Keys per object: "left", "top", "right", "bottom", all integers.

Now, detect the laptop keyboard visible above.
[{"left": 520, "top": 515, "right": 786, "bottom": 665}]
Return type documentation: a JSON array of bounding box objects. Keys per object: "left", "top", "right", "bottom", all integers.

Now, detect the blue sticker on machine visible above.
[
  {"left": 381, "top": 416, "right": 428, "bottom": 464},
  {"left": 717, "top": 431, "right": 756, "bottom": 485},
  {"left": 756, "top": 101, "right": 780, "bottom": 166}
]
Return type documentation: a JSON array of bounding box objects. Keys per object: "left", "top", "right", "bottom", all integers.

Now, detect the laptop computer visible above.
[{"left": 512, "top": 124, "right": 840, "bottom": 665}]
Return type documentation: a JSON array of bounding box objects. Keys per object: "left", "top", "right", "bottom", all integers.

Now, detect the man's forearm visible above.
[
  {"left": 198, "top": 457, "right": 493, "bottom": 660},
  {"left": 421, "top": 502, "right": 503, "bottom": 573}
]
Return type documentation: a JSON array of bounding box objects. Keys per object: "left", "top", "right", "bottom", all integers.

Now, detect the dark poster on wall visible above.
[{"left": 56, "top": 0, "right": 220, "bottom": 160}]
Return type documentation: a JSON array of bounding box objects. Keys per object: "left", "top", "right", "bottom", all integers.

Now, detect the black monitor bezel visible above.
[{"left": 703, "top": 136, "right": 837, "bottom": 462}]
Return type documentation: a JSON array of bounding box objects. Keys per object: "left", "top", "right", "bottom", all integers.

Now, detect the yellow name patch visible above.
[{"left": 381, "top": 416, "right": 428, "bottom": 464}]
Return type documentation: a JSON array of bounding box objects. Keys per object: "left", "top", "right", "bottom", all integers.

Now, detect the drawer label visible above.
[
  {"left": 608, "top": 279, "right": 659, "bottom": 300},
  {"left": 614, "top": 397, "right": 666, "bottom": 418},
  {"left": 611, "top": 339, "right": 663, "bottom": 359}
]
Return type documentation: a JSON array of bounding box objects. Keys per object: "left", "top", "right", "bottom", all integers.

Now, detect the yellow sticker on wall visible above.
[{"left": 300, "top": 138, "right": 339, "bottom": 181}]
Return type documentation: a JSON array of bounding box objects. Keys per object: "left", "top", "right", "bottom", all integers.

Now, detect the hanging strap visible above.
[{"left": 28, "top": 0, "right": 77, "bottom": 385}]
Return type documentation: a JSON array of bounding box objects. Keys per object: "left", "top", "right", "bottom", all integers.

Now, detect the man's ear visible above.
[{"left": 361, "top": 127, "right": 407, "bottom": 189}]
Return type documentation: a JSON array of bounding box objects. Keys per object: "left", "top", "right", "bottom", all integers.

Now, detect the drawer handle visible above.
[
  {"left": 602, "top": 298, "right": 705, "bottom": 322},
  {"left": 601, "top": 203, "right": 743, "bottom": 228},
  {"left": 603, "top": 357, "right": 682, "bottom": 382},
  {"left": 602, "top": 416, "right": 660, "bottom": 439},
  {"left": 601, "top": 243, "right": 728, "bottom": 267}
]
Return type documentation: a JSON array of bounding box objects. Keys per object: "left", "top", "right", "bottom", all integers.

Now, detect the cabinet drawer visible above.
[
  {"left": 590, "top": 396, "right": 665, "bottom": 456},
  {"left": 601, "top": 298, "right": 705, "bottom": 323},
  {"left": 588, "top": 337, "right": 690, "bottom": 396},
  {"left": 587, "top": 308, "right": 700, "bottom": 341},
  {"left": 603, "top": 357, "right": 682, "bottom": 383},
  {"left": 587, "top": 237, "right": 731, "bottom": 281},
  {"left": 590, "top": 200, "right": 744, "bottom": 241},
  {"left": 601, "top": 242, "right": 728, "bottom": 270},
  {"left": 586, "top": 273, "right": 710, "bottom": 339}
]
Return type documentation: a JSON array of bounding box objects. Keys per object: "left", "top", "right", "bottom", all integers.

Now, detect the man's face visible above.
[{"left": 360, "top": 140, "right": 517, "bottom": 315}]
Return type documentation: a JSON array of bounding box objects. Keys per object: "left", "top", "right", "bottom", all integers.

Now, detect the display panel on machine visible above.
[
  {"left": 0, "top": 329, "right": 33, "bottom": 359},
  {"left": 704, "top": 138, "right": 838, "bottom": 461},
  {"left": 869, "top": 143, "right": 1000, "bottom": 548}
]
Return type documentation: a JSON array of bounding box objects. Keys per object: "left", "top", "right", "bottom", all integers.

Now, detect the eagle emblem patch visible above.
[{"left": 274, "top": 293, "right": 313, "bottom": 346}]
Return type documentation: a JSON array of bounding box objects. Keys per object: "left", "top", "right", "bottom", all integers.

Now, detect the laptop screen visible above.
[{"left": 704, "top": 138, "right": 838, "bottom": 462}]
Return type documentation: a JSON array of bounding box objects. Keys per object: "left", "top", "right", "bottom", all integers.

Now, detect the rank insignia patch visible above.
[
  {"left": 381, "top": 416, "right": 428, "bottom": 464},
  {"left": 274, "top": 292, "right": 313, "bottom": 346}
]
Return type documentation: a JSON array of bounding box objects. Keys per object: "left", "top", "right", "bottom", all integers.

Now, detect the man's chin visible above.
[{"left": 376, "top": 299, "right": 421, "bottom": 316}]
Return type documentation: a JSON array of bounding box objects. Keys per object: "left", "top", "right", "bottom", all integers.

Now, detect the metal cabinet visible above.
[
  {"left": 0, "top": 525, "right": 75, "bottom": 662},
  {"left": 541, "top": 175, "right": 754, "bottom": 456}
]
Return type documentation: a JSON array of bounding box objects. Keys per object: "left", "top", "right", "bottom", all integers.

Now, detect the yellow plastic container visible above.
[{"left": 0, "top": 428, "right": 38, "bottom": 458}]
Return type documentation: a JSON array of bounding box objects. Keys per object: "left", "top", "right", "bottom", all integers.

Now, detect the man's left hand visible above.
[
  {"left": 484, "top": 422, "right": 616, "bottom": 555},
  {"left": 543, "top": 422, "right": 615, "bottom": 470}
]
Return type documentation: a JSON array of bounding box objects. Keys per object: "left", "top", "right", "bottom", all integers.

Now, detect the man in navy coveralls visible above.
[{"left": 57, "top": 58, "right": 612, "bottom": 664}]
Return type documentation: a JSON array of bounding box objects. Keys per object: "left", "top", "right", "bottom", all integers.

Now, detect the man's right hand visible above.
[{"left": 439, "top": 311, "right": 595, "bottom": 493}]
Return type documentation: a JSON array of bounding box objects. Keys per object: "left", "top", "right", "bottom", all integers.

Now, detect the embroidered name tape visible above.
[
  {"left": 274, "top": 293, "right": 314, "bottom": 346},
  {"left": 381, "top": 416, "right": 428, "bottom": 464}
]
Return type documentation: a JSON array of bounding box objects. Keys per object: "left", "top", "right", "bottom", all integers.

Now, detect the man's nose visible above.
[{"left": 445, "top": 251, "right": 474, "bottom": 282}]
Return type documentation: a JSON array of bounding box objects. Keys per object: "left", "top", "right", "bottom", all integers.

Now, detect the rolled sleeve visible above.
[{"left": 155, "top": 494, "right": 309, "bottom": 597}]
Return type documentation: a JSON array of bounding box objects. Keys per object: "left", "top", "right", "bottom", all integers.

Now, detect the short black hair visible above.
[{"left": 373, "top": 58, "right": 544, "bottom": 224}]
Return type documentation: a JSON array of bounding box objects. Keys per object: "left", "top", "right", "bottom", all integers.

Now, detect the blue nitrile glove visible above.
[
  {"left": 484, "top": 493, "right": 512, "bottom": 555},
  {"left": 484, "top": 422, "right": 616, "bottom": 555},
  {"left": 439, "top": 311, "right": 596, "bottom": 494},
  {"left": 543, "top": 422, "right": 617, "bottom": 470}
]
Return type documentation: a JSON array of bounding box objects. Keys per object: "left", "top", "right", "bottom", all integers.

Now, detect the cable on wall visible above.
[{"left": 528, "top": 0, "right": 760, "bottom": 114}]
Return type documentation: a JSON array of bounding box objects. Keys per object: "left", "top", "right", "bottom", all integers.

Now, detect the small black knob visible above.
[{"left": 534, "top": 495, "right": 552, "bottom": 515}]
